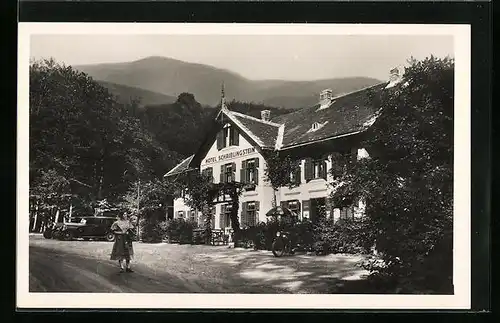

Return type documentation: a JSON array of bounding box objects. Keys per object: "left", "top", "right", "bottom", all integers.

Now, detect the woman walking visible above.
[{"left": 110, "top": 212, "right": 135, "bottom": 273}]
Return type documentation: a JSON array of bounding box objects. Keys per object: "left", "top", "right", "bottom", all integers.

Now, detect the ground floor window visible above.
[
  {"left": 339, "top": 206, "right": 355, "bottom": 221},
  {"left": 241, "top": 201, "right": 260, "bottom": 227},
  {"left": 220, "top": 204, "right": 232, "bottom": 228},
  {"left": 176, "top": 210, "right": 185, "bottom": 219}
]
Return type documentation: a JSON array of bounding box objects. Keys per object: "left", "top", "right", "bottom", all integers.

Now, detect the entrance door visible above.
[{"left": 310, "top": 198, "right": 326, "bottom": 223}]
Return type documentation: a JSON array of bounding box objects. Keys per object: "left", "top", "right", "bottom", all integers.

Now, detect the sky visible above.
[{"left": 30, "top": 34, "right": 454, "bottom": 81}]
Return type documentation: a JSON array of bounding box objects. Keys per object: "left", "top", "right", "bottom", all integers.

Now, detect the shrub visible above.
[
  {"left": 236, "top": 217, "right": 374, "bottom": 255},
  {"left": 139, "top": 218, "right": 165, "bottom": 243},
  {"left": 312, "top": 218, "right": 375, "bottom": 255},
  {"left": 164, "top": 218, "right": 197, "bottom": 244}
]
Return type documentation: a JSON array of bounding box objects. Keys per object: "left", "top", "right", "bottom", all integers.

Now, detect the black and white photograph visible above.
[{"left": 17, "top": 23, "right": 471, "bottom": 309}]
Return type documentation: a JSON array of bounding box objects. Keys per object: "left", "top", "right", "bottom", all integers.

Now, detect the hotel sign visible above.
[{"left": 204, "top": 147, "right": 256, "bottom": 164}]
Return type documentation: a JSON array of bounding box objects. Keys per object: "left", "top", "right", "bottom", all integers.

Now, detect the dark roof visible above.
[
  {"left": 273, "top": 82, "right": 387, "bottom": 148},
  {"left": 163, "top": 155, "right": 194, "bottom": 177},
  {"left": 229, "top": 112, "right": 280, "bottom": 149},
  {"left": 164, "top": 82, "right": 389, "bottom": 176}
]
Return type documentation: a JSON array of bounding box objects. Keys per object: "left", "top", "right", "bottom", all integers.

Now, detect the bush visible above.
[
  {"left": 164, "top": 218, "right": 197, "bottom": 244},
  {"left": 312, "top": 218, "right": 375, "bottom": 255},
  {"left": 236, "top": 217, "right": 373, "bottom": 255},
  {"left": 139, "top": 218, "right": 165, "bottom": 243}
]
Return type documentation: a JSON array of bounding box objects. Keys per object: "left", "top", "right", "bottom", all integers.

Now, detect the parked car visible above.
[
  {"left": 43, "top": 222, "right": 64, "bottom": 239},
  {"left": 58, "top": 216, "right": 118, "bottom": 242}
]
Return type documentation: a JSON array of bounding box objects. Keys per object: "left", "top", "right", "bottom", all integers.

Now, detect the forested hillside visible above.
[{"left": 29, "top": 59, "right": 292, "bottom": 216}]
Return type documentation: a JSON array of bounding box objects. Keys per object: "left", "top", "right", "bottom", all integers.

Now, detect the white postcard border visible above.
[{"left": 17, "top": 23, "right": 471, "bottom": 309}]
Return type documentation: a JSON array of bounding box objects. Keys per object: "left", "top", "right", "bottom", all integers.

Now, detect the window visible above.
[
  {"left": 229, "top": 126, "right": 239, "bottom": 146},
  {"left": 242, "top": 201, "right": 260, "bottom": 227},
  {"left": 201, "top": 167, "right": 214, "bottom": 183},
  {"left": 313, "top": 160, "right": 326, "bottom": 179},
  {"left": 217, "top": 125, "right": 239, "bottom": 150},
  {"left": 220, "top": 204, "right": 232, "bottom": 228},
  {"left": 220, "top": 163, "right": 236, "bottom": 183},
  {"left": 339, "top": 206, "right": 354, "bottom": 221},
  {"left": 304, "top": 158, "right": 327, "bottom": 181},
  {"left": 241, "top": 158, "right": 259, "bottom": 187},
  {"left": 177, "top": 211, "right": 185, "bottom": 219}
]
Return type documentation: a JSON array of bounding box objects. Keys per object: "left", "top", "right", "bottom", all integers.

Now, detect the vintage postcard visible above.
[{"left": 18, "top": 23, "right": 471, "bottom": 309}]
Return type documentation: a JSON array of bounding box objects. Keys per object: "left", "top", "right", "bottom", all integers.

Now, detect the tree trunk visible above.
[
  {"left": 54, "top": 208, "right": 60, "bottom": 224},
  {"left": 32, "top": 203, "right": 38, "bottom": 232},
  {"left": 202, "top": 203, "right": 212, "bottom": 245},
  {"left": 229, "top": 188, "right": 241, "bottom": 244},
  {"left": 97, "top": 158, "right": 104, "bottom": 200}
]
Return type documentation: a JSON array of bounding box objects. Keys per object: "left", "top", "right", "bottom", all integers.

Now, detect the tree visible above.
[
  {"left": 167, "top": 171, "right": 247, "bottom": 244},
  {"left": 29, "top": 58, "right": 174, "bottom": 210},
  {"left": 330, "top": 56, "right": 454, "bottom": 293},
  {"left": 120, "top": 178, "right": 176, "bottom": 242},
  {"left": 262, "top": 150, "right": 301, "bottom": 208}
]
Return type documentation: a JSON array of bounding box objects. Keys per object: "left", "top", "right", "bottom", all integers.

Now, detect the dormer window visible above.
[{"left": 308, "top": 121, "right": 328, "bottom": 133}]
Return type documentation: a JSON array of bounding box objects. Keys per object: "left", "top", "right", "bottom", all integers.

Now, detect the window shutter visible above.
[
  {"left": 208, "top": 167, "right": 213, "bottom": 183},
  {"left": 231, "top": 162, "right": 236, "bottom": 182},
  {"left": 254, "top": 168, "right": 259, "bottom": 185},
  {"left": 254, "top": 157, "right": 259, "bottom": 168},
  {"left": 321, "top": 160, "right": 328, "bottom": 180},
  {"left": 210, "top": 207, "right": 216, "bottom": 229},
  {"left": 241, "top": 202, "right": 247, "bottom": 227},
  {"left": 304, "top": 159, "right": 313, "bottom": 182},
  {"left": 220, "top": 205, "right": 226, "bottom": 228},
  {"left": 280, "top": 201, "right": 288, "bottom": 209},
  {"left": 233, "top": 128, "right": 239, "bottom": 145},
  {"left": 240, "top": 160, "right": 247, "bottom": 184},
  {"left": 220, "top": 165, "right": 225, "bottom": 183},
  {"left": 216, "top": 130, "right": 224, "bottom": 150},
  {"left": 254, "top": 201, "right": 260, "bottom": 226}
]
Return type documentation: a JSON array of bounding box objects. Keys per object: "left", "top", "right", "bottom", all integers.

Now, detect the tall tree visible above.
[
  {"left": 29, "top": 58, "right": 175, "bottom": 210},
  {"left": 330, "top": 56, "right": 454, "bottom": 293}
]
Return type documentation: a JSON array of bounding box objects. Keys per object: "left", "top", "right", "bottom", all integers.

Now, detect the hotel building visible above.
[{"left": 165, "top": 69, "right": 402, "bottom": 231}]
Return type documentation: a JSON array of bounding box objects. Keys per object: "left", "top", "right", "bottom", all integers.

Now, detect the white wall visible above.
[{"left": 171, "top": 128, "right": 371, "bottom": 227}]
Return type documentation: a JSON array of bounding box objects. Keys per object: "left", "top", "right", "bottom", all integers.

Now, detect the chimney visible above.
[
  {"left": 319, "top": 89, "right": 333, "bottom": 109},
  {"left": 389, "top": 67, "right": 402, "bottom": 83},
  {"left": 261, "top": 110, "right": 271, "bottom": 121},
  {"left": 386, "top": 66, "right": 403, "bottom": 89}
]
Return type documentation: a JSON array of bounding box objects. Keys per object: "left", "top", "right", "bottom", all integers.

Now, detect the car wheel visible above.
[
  {"left": 43, "top": 230, "right": 53, "bottom": 239},
  {"left": 63, "top": 231, "right": 73, "bottom": 241},
  {"left": 105, "top": 232, "right": 115, "bottom": 242}
]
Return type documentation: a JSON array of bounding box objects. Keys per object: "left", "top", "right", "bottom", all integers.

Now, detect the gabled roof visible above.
[
  {"left": 227, "top": 111, "right": 281, "bottom": 149},
  {"left": 163, "top": 155, "right": 194, "bottom": 178},
  {"left": 165, "top": 81, "right": 390, "bottom": 176},
  {"left": 272, "top": 82, "right": 388, "bottom": 149}
]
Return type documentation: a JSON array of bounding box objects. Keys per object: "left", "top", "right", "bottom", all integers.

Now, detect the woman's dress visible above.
[{"left": 110, "top": 220, "right": 134, "bottom": 261}]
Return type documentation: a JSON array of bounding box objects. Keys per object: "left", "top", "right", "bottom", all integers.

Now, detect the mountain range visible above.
[{"left": 75, "top": 56, "right": 383, "bottom": 110}]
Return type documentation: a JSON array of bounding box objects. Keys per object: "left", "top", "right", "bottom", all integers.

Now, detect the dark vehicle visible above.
[
  {"left": 59, "top": 216, "right": 117, "bottom": 242},
  {"left": 272, "top": 230, "right": 295, "bottom": 257},
  {"left": 267, "top": 206, "right": 300, "bottom": 257},
  {"left": 43, "top": 222, "right": 64, "bottom": 240}
]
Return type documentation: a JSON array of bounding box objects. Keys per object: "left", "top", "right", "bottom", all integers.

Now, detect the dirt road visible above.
[{"left": 29, "top": 235, "right": 369, "bottom": 293}]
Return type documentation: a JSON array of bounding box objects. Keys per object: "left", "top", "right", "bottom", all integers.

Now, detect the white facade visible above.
[{"left": 172, "top": 121, "right": 369, "bottom": 229}]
